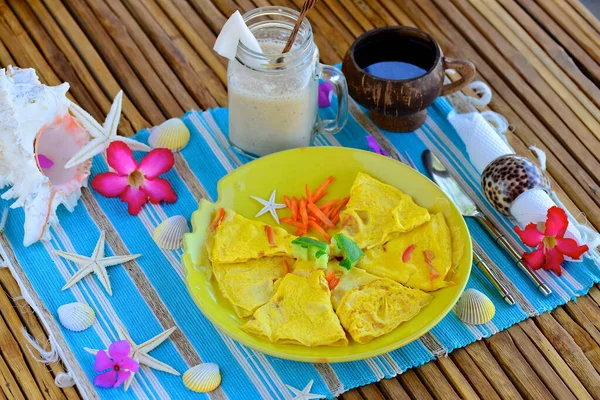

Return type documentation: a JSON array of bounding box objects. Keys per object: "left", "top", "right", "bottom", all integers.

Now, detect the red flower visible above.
[
  {"left": 92, "top": 142, "right": 177, "bottom": 215},
  {"left": 514, "top": 206, "right": 588, "bottom": 276}
]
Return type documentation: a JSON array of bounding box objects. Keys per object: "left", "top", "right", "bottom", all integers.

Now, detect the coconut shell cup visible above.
[{"left": 342, "top": 27, "right": 475, "bottom": 132}]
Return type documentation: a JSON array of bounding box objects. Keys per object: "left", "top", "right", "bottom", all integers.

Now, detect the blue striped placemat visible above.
[{"left": 2, "top": 97, "right": 599, "bottom": 399}]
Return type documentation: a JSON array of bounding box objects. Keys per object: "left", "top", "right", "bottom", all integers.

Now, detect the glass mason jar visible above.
[{"left": 228, "top": 6, "right": 349, "bottom": 157}]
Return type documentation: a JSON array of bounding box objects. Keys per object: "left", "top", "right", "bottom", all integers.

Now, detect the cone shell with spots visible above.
[{"left": 481, "top": 154, "right": 550, "bottom": 216}]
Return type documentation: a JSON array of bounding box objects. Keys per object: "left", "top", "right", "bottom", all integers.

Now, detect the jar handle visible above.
[{"left": 318, "top": 64, "right": 349, "bottom": 135}]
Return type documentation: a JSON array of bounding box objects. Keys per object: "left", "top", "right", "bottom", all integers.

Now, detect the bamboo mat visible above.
[{"left": 0, "top": 0, "right": 600, "bottom": 399}]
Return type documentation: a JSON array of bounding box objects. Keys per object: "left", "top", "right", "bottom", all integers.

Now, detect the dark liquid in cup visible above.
[
  {"left": 364, "top": 61, "right": 427, "bottom": 80},
  {"left": 354, "top": 33, "right": 436, "bottom": 80}
]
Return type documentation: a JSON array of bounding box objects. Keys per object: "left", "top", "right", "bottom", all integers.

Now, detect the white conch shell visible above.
[
  {"left": 454, "top": 288, "right": 495, "bottom": 325},
  {"left": 152, "top": 215, "right": 189, "bottom": 250},
  {"left": 149, "top": 118, "right": 190, "bottom": 151},
  {"left": 183, "top": 363, "right": 221, "bottom": 393},
  {"left": 0, "top": 66, "right": 91, "bottom": 246},
  {"left": 57, "top": 302, "right": 95, "bottom": 332}
]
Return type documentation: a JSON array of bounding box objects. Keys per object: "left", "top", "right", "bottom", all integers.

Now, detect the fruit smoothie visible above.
[{"left": 228, "top": 40, "right": 319, "bottom": 157}]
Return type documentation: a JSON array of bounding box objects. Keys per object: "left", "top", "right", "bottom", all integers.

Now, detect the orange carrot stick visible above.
[
  {"left": 312, "top": 191, "right": 327, "bottom": 203},
  {"left": 283, "top": 195, "right": 292, "bottom": 210},
  {"left": 308, "top": 220, "right": 331, "bottom": 242},
  {"left": 312, "top": 176, "right": 334, "bottom": 200},
  {"left": 307, "top": 203, "right": 336, "bottom": 229},
  {"left": 328, "top": 276, "right": 340, "bottom": 291},
  {"left": 295, "top": 227, "right": 307, "bottom": 236},
  {"left": 291, "top": 197, "right": 298, "bottom": 221},
  {"left": 325, "top": 269, "right": 335, "bottom": 281},
  {"left": 281, "top": 218, "right": 306, "bottom": 229},
  {"left": 299, "top": 197, "right": 308, "bottom": 226},
  {"left": 210, "top": 208, "right": 226, "bottom": 230},
  {"left": 305, "top": 184, "right": 313, "bottom": 203},
  {"left": 319, "top": 199, "right": 339, "bottom": 211},
  {"left": 331, "top": 214, "right": 340, "bottom": 225},
  {"left": 265, "top": 226, "right": 275, "bottom": 245}
]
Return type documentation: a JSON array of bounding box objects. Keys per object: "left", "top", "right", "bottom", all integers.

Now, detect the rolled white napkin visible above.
[
  {"left": 213, "top": 10, "right": 262, "bottom": 60},
  {"left": 448, "top": 111, "right": 513, "bottom": 173},
  {"left": 449, "top": 110, "right": 598, "bottom": 252},
  {"left": 511, "top": 188, "right": 582, "bottom": 245}
]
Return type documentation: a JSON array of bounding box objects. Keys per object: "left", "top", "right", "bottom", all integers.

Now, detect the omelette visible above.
[
  {"left": 336, "top": 279, "right": 433, "bottom": 344},
  {"left": 212, "top": 256, "right": 293, "bottom": 318},
  {"left": 208, "top": 209, "right": 296, "bottom": 264},
  {"left": 241, "top": 270, "right": 348, "bottom": 347},
  {"left": 357, "top": 212, "right": 454, "bottom": 291},
  {"left": 339, "top": 173, "right": 431, "bottom": 249}
]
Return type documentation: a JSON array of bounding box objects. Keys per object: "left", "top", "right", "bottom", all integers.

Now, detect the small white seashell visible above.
[
  {"left": 183, "top": 363, "right": 221, "bottom": 393},
  {"left": 148, "top": 118, "right": 190, "bottom": 151},
  {"left": 454, "top": 288, "right": 495, "bottom": 325},
  {"left": 57, "top": 302, "right": 95, "bottom": 332},
  {"left": 153, "top": 215, "right": 190, "bottom": 250}
]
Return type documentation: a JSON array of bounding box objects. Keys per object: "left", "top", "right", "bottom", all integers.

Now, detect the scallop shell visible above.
[
  {"left": 454, "top": 289, "right": 495, "bottom": 325},
  {"left": 153, "top": 215, "right": 190, "bottom": 250},
  {"left": 183, "top": 363, "right": 221, "bottom": 393},
  {"left": 57, "top": 302, "right": 95, "bottom": 332},
  {"left": 481, "top": 154, "right": 550, "bottom": 216},
  {"left": 149, "top": 118, "right": 190, "bottom": 151}
]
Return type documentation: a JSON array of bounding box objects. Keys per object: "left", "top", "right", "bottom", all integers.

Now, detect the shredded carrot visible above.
[
  {"left": 308, "top": 220, "right": 331, "bottom": 242},
  {"left": 210, "top": 208, "right": 226, "bottom": 230},
  {"left": 283, "top": 195, "right": 292, "bottom": 210},
  {"left": 283, "top": 259, "right": 291, "bottom": 275},
  {"left": 312, "top": 176, "right": 334, "bottom": 200},
  {"left": 328, "top": 276, "right": 341, "bottom": 291},
  {"left": 331, "top": 214, "right": 340, "bottom": 225},
  {"left": 319, "top": 199, "right": 339, "bottom": 211},
  {"left": 307, "top": 203, "right": 336, "bottom": 229},
  {"left": 305, "top": 184, "right": 313, "bottom": 203},
  {"left": 295, "top": 227, "right": 306, "bottom": 236},
  {"left": 265, "top": 226, "right": 275, "bottom": 245},
  {"left": 299, "top": 197, "right": 308, "bottom": 226},
  {"left": 291, "top": 197, "right": 298, "bottom": 221},
  {"left": 326, "top": 269, "right": 335, "bottom": 281},
  {"left": 312, "top": 191, "right": 327, "bottom": 203},
  {"left": 308, "top": 215, "right": 318, "bottom": 222},
  {"left": 281, "top": 218, "right": 306, "bottom": 229}
]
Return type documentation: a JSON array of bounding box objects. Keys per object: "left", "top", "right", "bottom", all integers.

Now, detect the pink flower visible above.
[
  {"left": 93, "top": 340, "right": 139, "bottom": 388},
  {"left": 92, "top": 141, "right": 177, "bottom": 215},
  {"left": 514, "top": 206, "right": 588, "bottom": 276}
]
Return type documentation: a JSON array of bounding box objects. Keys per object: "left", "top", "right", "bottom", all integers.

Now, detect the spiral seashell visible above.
[
  {"left": 149, "top": 118, "right": 190, "bottom": 151},
  {"left": 454, "top": 289, "right": 495, "bottom": 325},
  {"left": 57, "top": 302, "right": 95, "bottom": 332},
  {"left": 153, "top": 215, "right": 190, "bottom": 250},
  {"left": 183, "top": 363, "right": 221, "bottom": 393}
]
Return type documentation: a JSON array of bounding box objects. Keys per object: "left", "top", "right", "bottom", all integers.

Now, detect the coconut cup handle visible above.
[{"left": 440, "top": 58, "right": 476, "bottom": 96}]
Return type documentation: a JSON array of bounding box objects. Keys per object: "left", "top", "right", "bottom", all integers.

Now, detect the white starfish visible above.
[
  {"left": 65, "top": 91, "right": 151, "bottom": 168},
  {"left": 54, "top": 231, "right": 140, "bottom": 296},
  {"left": 250, "top": 190, "right": 286, "bottom": 224},
  {"left": 286, "top": 380, "right": 325, "bottom": 400},
  {"left": 85, "top": 323, "right": 179, "bottom": 391}
]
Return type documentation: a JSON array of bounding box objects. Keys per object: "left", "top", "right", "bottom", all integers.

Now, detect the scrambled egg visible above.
[
  {"left": 358, "top": 213, "right": 454, "bottom": 291},
  {"left": 212, "top": 256, "right": 293, "bottom": 318},
  {"left": 339, "top": 173, "right": 430, "bottom": 249},
  {"left": 336, "top": 279, "right": 433, "bottom": 344},
  {"left": 241, "top": 270, "right": 348, "bottom": 347},
  {"left": 209, "top": 210, "right": 296, "bottom": 264}
]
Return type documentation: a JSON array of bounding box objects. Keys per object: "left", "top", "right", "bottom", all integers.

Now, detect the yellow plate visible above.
[{"left": 182, "top": 147, "right": 472, "bottom": 362}]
